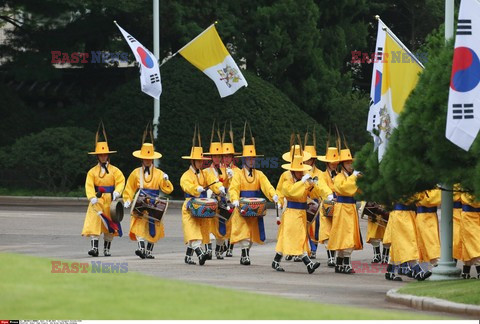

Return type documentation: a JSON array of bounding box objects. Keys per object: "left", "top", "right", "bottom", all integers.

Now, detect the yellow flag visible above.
[{"left": 179, "top": 25, "right": 248, "bottom": 98}]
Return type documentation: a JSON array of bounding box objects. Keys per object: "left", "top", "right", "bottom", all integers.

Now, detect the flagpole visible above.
[
  {"left": 159, "top": 23, "right": 216, "bottom": 68},
  {"left": 431, "top": 0, "right": 460, "bottom": 281},
  {"left": 153, "top": 0, "right": 160, "bottom": 167},
  {"left": 377, "top": 17, "right": 425, "bottom": 69}
]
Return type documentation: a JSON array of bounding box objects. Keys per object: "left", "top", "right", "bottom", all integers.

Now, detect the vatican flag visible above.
[{"left": 179, "top": 24, "right": 248, "bottom": 98}]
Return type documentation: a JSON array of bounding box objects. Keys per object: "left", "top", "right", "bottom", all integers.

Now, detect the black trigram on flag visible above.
[
  {"left": 376, "top": 46, "right": 383, "bottom": 62},
  {"left": 127, "top": 35, "right": 137, "bottom": 43},
  {"left": 150, "top": 73, "right": 160, "bottom": 84},
  {"left": 457, "top": 19, "right": 472, "bottom": 36},
  {"left": 452, "top": 103, "right": 474, "bottom": 119}
]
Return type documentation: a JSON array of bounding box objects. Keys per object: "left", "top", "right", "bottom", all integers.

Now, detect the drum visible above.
[
  {"left": 239, "top": 197, "right": 267, "bottom": 217},
  {"left": 187, "top": 198, "right": 218, "bottom": 218},
  {"left": 217, "top": 200, "right": 234, "bottom": 221},
  {"left": 322, "top": 200, "right": 335, "bottom": 217},
  {"left": 306, "top": 200, "right": 320, "bottom": 223},
  {"left": 359, "top": 201, "right": 389, "bottom": 224},
  {"left": 110, "top": 199, "right": 124, "bottom": 223},
  {"left": 131, "top": 189, "right": 168, "bottom": 221}
]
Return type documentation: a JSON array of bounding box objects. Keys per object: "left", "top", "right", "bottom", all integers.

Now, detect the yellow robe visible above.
[
  {"left": 415, "top": 189, "right": 441, "bottom": 262},
  {"left": 82, "top": 163, "right": 125, "bottom": 237},
  {"left": 275, "top": 171, "right": 290, "bottom": 241},
  {"left": 453, "top": 187, "right": 463, "bottom": 260},
  {"left": 319, "top": 169, "right": 336, "bottom": 243},
  {"left": 460, "top": 193, "right": 480, "bottom": 262},
  {"left": 204, "top": 164, "right": 224, "bottom": 240},
  {"left": 366, "top": 216, "right": 387, "bottom": 243},
  {"left": 327, "top": 172, "right": 363, "bottom": 251},
  {"left": 307, "top": 165, "right": 332, "bottom": 243},
  {"left": 123, "top": 167, "right": 173, "bottom": 243},
  {"left": 276, "top": 172, "right": 328, "bottom": 255},
  {"left": 383, "top": 203, "right": 420, "bottom": 264},
  {"left": 180, "top": 167, "right": 222, "bottom": 244},
  {"left": 229, "top": 168, "right": 276, "bottom": 244}
]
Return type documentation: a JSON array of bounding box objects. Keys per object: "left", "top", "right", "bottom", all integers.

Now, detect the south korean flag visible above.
[
  {"left": 446, "top": 0, "right": 480, "bottom": 151},
  {"left": 115, "top": 22, "right": 162, "bottom": 99}
]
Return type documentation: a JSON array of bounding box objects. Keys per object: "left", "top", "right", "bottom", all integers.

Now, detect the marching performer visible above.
[
  {"left": 317, "top": 145, "right": 341, "bottom": 267},
  {"left": 82, "top": 123, "right": 125, "bottom": 257},
  {"left": 272, "top": 148, "right": 330, "bottom": 273},
  {"left": 364, "top": 202, "right": 388, "bottom": 264},
  {"left": 220, "top": 122, "right": 241, "bottom": 258},
  {"left": 180, "top": 125, "right": 225, "bottom": 266},
  {"left": 229, "top": 121, "right": 278, "bottom": 265},
  {"left": 328, "top": 147, "right": 363, "bottom": 274},
  {"left": 459, "top": 192, "right": 480, "bottom": 279},
  {"left": 415, "top": 189, "right": 441, "bottom": 267},
  {"left": 123, "top": 128, "right": 173, "bottom": 259}
]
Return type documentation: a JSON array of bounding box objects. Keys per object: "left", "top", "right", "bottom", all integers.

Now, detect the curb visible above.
[
  {"left": 386, "top": 288, "right": 480, "bottom": 317},
  {"left": 0, "top": 195, "right": 276, "bottom": 210}
]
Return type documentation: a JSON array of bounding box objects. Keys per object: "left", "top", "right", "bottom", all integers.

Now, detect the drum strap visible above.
[
  {"left": 258, "top": 217, "right": 266, "bottom": 242},
  {"left": 219, "top": 218, "right": 227, "bottom": 236},
  {"left": 314, "top": 214, "right": 320, "bottom": 240}
]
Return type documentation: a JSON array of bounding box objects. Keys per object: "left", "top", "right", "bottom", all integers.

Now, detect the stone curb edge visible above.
[
  {"left": 386, "top": 288, "right": 480, "bottom": 317},
  {"left": 0, "top": 195, "right": 276, "bottom": 209}
]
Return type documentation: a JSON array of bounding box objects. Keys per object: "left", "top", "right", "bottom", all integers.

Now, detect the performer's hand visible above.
[
  {"left": 124, "top": 200, "right": 131, "bottom": 209},
  {"left": 226, "top": 168, "right": 234, "bottom": 179},
  {"left": 163, "top": 173, "right": 169, "bottom": 181},
  {"left": 90, "top": 197, "right": 98, "bottom": 205},
  {"left": 232, "top": 200, "right": 239, "bottom": 208},
  {"left": 272, "top": 194, "right": 279, "bottom": 203},
  {"left": 219, "top": 186, "right": 226, "bottom": 196},
  {"left": 197, "top": 186, "right": 205, "bottom": 193},
  {"left": 301, "top": 174, "right": 311, "bottom": 183},
  {"left": 327, "top": 194, "right": 334, "bottom": 201},
  {"left": 353, "top": 170, "right": 362, "bottom": 177},
  {"left": 206, "top": 189, "right": 213, "bottom": 198},
  {"left": 276, "top": 203, "right": 283, "bottom": 210},
  {"left": 112, "top": 191, "right": 120, "bottom": 201}
]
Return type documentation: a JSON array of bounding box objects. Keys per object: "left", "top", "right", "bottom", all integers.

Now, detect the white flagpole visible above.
[{"left": 153, "top": 0, "right": 160, "bottom": 167}]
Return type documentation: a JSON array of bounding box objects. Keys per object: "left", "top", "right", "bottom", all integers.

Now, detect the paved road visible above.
[{"left": 0, "top": 205, "right": 465, "bottom": 318}]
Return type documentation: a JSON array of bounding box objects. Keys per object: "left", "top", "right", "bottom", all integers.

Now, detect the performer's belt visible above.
[
  {"left": 462, "top": 205, "right": 480, "bottom": 213},
  {"left": 185, "top": 192, "right": 207, "bottom": 199},
  {"left": 393, "top": 203, "right": 416, "bottom": 211},
  {"left": 143, "top": 189, "right": 160, "bottom": 196},
  {"left": 336, "top": 196, "right": 355, "bottom": 204},
  {"left": 95, "top": 186, "right": 114, "bottom": 193},
  {"left": 240, "top": 190, "right": 262, "bottom": 198},
  {"left": 287, "top": 201, "right": 307, "bottom": 210},
  {"left": 453, "top": 201, "right": 462, "bottom": 209},
  {"left": 417, "top": 206, "right": 437, "bottom": 213}
]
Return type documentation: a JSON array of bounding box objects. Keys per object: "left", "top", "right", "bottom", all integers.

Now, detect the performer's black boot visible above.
[
  {"left": 226, "top": 242, "right": 234, "bottom": 257},
  {"left": 215, "top": 244, "right": 224, "bottom": 260},
  {"left": 381, "top": 247, "right": 390, "bottom": 264},
  {"left": 372, "top": 246, "right": 381, "bottom": 263},
  {"left": 135, "top": 241, "right": 146, "bottom": 259},
  {"left": 145, "top": 242, "right": 155, "bottom": 259},
  {"left": 342, "top": 257, "right": 355, "bottom": 274},
  {"left": 272, "top": 253, "right": 285, "bottom": 272},
  {"left": 103, "top": 240, "right": 111, "bottom": 257},
  {"left": 194, "top": 247, "right": 208, "bottom": 266},
  {"left": 240, "top": 248, "right": 251, "bottom": 265},
  {"left": 205, "top": 243, "right": 213, "bottom": 260},
  {"left": 335, "top": 257, "right": 344, "bottom": 273},
  {"left": 88, "top": 238, "right": 99, "bottom": 257},
  {"left": 184, "top": 247, "right": 196, "bottom": 265},
  {"left": 327, "top": 250, "right": 336, "bottom": 267},
  {"left": 461, "top": 265, "right": 471, "bottom": 279},
  {"left": 303, "top": 255, "right": 320, "bottom": 274},
  {"left": 385, "top": 263, "right": 403, "bottom": 281},
  {"left": 285, "top": 255, "right": 293, "bottom": 261},
  {"left": 412, "top": 264, "right": 432, "bottom": 281}
]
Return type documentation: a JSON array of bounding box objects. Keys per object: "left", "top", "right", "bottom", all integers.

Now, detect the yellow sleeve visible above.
[
  {"left": 113, "top": 167, "right": 125, "bottom": 194},
  {"left": 122, "top": 170, "right": 138, "bottom": 203},
  {"left": 229, "top": 171, "right": 241, "bottom": 202},
  {"left": 85, "top": 169, "right": 96, "bottom": 200},
  {"left": 310, "top": 178, "right": 332, "bottom": 201},
  {"left": 180, "top": 171, "right": 199, "bottom": 197},
  {"left": 334, "top": 173, "right": 358, "bottom": 196},
  {"left": 275, "top": 173, "right": 286, "bottom": 204},
  {"left": 158, "top": 169, "right": 174, "bottom": 194},
  {"left": 424, "top": 189, "right": 441, "bottom": 206},
  {"left": 205, "top": 170, "right": 222, "bottom": 194},
  {"left": 282, "top": 178, "right": 308, "bottom": 200},
  {"left": 258, "top": 171, "right": 276, "bottom": 201}
]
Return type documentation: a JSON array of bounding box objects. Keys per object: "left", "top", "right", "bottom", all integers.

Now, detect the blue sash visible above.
[
  {"left": 287, "top": 201, "right": 308, "bottom": 210},
  {"left": 240, "top": 190, "right": 262, "bottom": 198},
  {"left": 462, "top": 205, "right": 480, "bottom": 213},
  {"left": 393, "top": 203, "right": 416, "bottom": 211},
  {"left": 95, "top": 185, "right": 114, "bottom": 193},
  {"left": 337, "top": 196, "right": 356, "bottom": 204},
  {"left": 453, "top": 201, "right": 462, "bottom": 209},
  {"left": 185, "top": 192, "right": 207, "bottom": 199},
  {"left": 417, "top": 206, "right": 437, "bottom": 213}
]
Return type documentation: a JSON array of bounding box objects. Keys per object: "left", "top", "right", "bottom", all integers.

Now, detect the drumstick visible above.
[
  {"left": 275, "top": 203, "right": 281, "bottom": 225},
  {"left": 203, "top": 181, "right": 219, "bottom": 190}
]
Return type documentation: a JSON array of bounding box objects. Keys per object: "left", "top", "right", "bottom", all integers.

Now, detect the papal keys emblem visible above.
[{"left": 217, "top": 65, "right": 242, "bottom": 88}]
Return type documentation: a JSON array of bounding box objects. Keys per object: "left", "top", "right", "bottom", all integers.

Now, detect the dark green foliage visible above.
[{"left": 1, "top": 127, "right": 93, "bottom": 192}]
